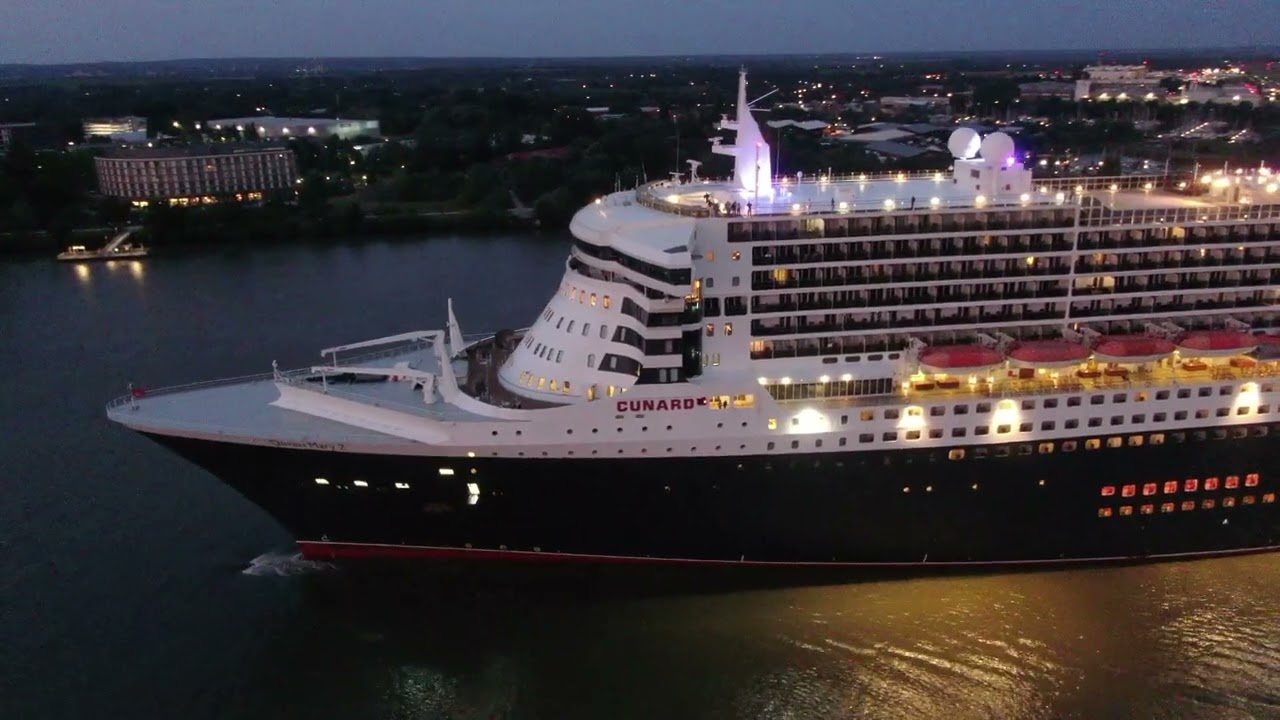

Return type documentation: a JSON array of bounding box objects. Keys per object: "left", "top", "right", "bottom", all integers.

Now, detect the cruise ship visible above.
[{"left": 108, "top": 71, "right": 1280, "bottom": 566}]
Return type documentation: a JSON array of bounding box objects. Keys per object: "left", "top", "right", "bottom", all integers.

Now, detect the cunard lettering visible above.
[
  {"left": 266, "top": 439, "right": 347, "bottom": 451},
  {"left": 616, "top": 397, "right": 711, "bottom": 413}
]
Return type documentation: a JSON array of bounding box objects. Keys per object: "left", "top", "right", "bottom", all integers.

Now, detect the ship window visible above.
[
  {"left": 977, "top": 402, "right": 991, "bottom": 413},
  {"left": 974, "top": 449, "right": 988, "bottom": 459},
  {"left": 1185, "top": 478, "right": 1199, "bottom": 492},
  {"left": 556, "top": 317, "right": 564, "bottom": 329},
  {"left": 1198, "top": 387, "right": 1212, "bottom": 397},
  {"left": 563, "top": 381, "right": 572, "bottom": 393},
  {"left": 861, "top": 410, "right": 874, "bottom": 421},
  {"left": 1022, "top": 399, "right": 1035, "bottom": 410},
  {"left": 1101, "top": 485, "right": 1116, "bottom": 497},
  {"left": 814, "top": 439, "right": 823, "bottom": 448},
  {"left": 1216, "top": 408, "right": 1230, "bottom": 417},
  {"left": 1192, "top": 430, "right": 1206, "bottom": 441},
  {"left": 1141, "top": 504, "right": 1154, "bottom": 515},
  {"left": 705, "top": 323, "right": 715, "bottom": 337},
  {"left": 1161, "top": 502, "right": 1176, "bottom": 513},
  {"left": 1044, "top": 399, "right": 1058, "bottom": 409},
  {"left": 1113, "top": 393, "right": 1126, "bottom": 403},
  {"left": 1202, "top": 499, "right": 1216, "bottom": 510},
  {"left": 1098, "top": 507, "right": 1113, "bottom": 518},
  {"left": 1220, "top": 385, "right": 1233, "bottom": 396},
  {"left": 1017, "top": 444, "right": 1033, "bottom": 456},
  {"left": 859, "top": 433, "right": 874, "bottom": 443},
  {"left": 1252, "top": 426, "right": 1269, "bottom": 437},
  {"left": 583, "top": 323, "right": 591, "bottom": 336},
  {"left": 791, "top": 440, "right": 799, "bottom": 449},
  {"left": 1088, "top": 418, "right": 1101, "bottom": 427},
  {"left": 601, "top": 325, "right": 608, "bottom": 339},
  {"left": 549, "top": 380, "right": 558, "bottom": 392},
  {"left": 931, "top": 406, "right": 945, "bottom": 417},
  {"left": 1181, "top": 500, "right": 1196, "bottom": 511},
  {"left": 949, "top": 449, "right": 965, "bottom": 461},
  {"left": 905, "top": 430, "right": 921, "bottom": 440},
  {"left": 1156, "top": 390, "right": 1170, "bottom": 400},
  {"left": 587, "top": 354, "right": 595, "bottom": 368},
  {"left": 883, "top": 432, "right": 898, "bottom": 442},
  {"left": 1110, "top": 416, "right": 1124, "bottom": 426},
  {"left": 1119, "top": 505, "right": 1134, "bottom": 516},
  {"left": 768, "top": 418, "right": 778, "bottom": 429},
  {"left": 995, "top": 447, "right": 1011, "bottom": 458},
  {"left": 603, "top": 295, "right": 611, "bottom": 308},
  {"left": 705, "top": 278, "right": 714, "bottom": 288},
  {"left": 1163, "top": 480, "right": 1179, "bottom": 494},
  {"left": 1136, "top": 392, "right": 1148, "bottom": 402},
  {"left": 1231, "top": 427, "right": 1247, "bottom": 439},
  {"left": 997, "top": 424, "right": 1011, "bottom": 434},
  {"left": 1223, "top": 496, "right": 1237, "bottom": 507},
  {"left": 1143, "top": 482, "right": 1157, "bottom": 496},
  {"left": 1106, "top": 436, "right": 1122, "bottom": 448},
  {"left": 1065, "top": 419, "right": 1079, "bottom": 429},
  {"left": 732, "top": 250, "right": 741, "bottom": 261},
  {"left": 537, "top": 377, "right": 546, "bottom": 389},
  {"left": 579, "top": 291, "right": 586, "bottom": 303},
  {"left": 1039, "top": 442, "right": 1054, "bottom": 454},
  {"left": 1237, "top": 406, "right": 1250, "bottom": 415},
  {"left": 1177, "top": 389, "right": 1191, "bottom": 399},
  {"left": 1121, "top": 484, "right": 1136, "bottom": 498},
  {"left": 725, "top": 322, "right": 734, "bottom": 336},
  {"left": 951, "top": 427, "right": 966, "bottom": 437},
  {"left": 1150, "top": 433, "right": 1164, "bottom": 445},
  {"left": 767, "top": 441, "right": 775, "bottom": 450},
  {"left": 1153, "top": 412, "right": 1166, "bottom": 422},
  {"left": 1264, "top": 493, "right": 1276, "bottom": 503},
  {"left": 885, "top": 409, "right": 900, "bottom": 419},
  {"left": 1195, "top": 409, "right": 1209, "bottom": 419},
  {"left": 1085, "top": 438, "right": 1101, "bottom": 450},
  {"left": 556, "top": 350, "right": 564, "bottom": 363},
  {"left": 1204, "top": 477, "right": 1219, "bottom": 491},
  {"left": 1128, "top": 435, "right": 1143, "bottom": 447},
  {"left": 1041, "top": 421, "right": 1055, "bottom": 431},
  {"left": 929, "top": 429, "right": 943, "bottom": 439},
  {"left": 1068, "top": 397, "right": 1081, "bottom": 407},
  {"left": 840, "top": 415, "right": 848, "bottom": 425},
  {"left": 1019, "top": 422, "right": 1032, "bottom": 432},
  {"left": 1174, "top": 411, "right": 1187, "bottom": 420},
  {"left": 1132, "top": 414, "right": 1145, "bottom": 424},
  {"left": 954, "top": 404, "right": 969, "bottom": 414},
  {"left": 975, "top": 425, "right": 989, "bottom": 436},
  {"left": 1091, "top": 395, "right": 1104, "bottom": 405},
  {"left": 1260, "top": 404, "right": 1271, "bottom": 414},
  {"left": 838, "top": 438, "right": 847, "bottom": 447},
  {"left": 1246, "top": 473, "right": 1260, "bottom": 487},
  {"left": 1062, "top": 440, "right": 1077, "bottom": 452}
]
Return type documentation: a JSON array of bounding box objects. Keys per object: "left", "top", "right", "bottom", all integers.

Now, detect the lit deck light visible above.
[
  {"left": 929, "top": 197, "right": 940, "bottom": 208},
  {"left": 840, "top": 373, "right": 852, "bottom": 382},
  {"left": 883, "top": 199, "right": 896, "bottom": 210},
  {"left": 975, "top": 195, "right": 987, "bottom": 207},
  {"left": 838, "top": 201, "right": 849, "bottom": 212},
  {"left": 1267, "top": 183, "right": 1278, "bottom": 193},
  {"left": 780, "top": 377, "right": 792, "bottom": 385},
  {"left": 757, "top": 377, "right": 768, "bottom": 385},
  {"left": 353, "top": 480, "right": 368, "bottom": 487},
  {"left": 395, "top": 482, "right": 410, "bottom": 489},
  {"left": 314, "top": 478, "right": 329, "bottom": 485},
  {"left": 438, "top": 468, "right": 455, "bottom": 476},
  {"left": 1019, "top": 193, "right": 1030, "bottom": 204},
  {"left": 819, "top": 375, "right": 831, "bottom": 383}
]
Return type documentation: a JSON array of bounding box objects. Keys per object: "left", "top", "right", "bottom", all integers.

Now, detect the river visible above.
[{"left": 2, "top": 235, "right": 1280, "bottom": 719}]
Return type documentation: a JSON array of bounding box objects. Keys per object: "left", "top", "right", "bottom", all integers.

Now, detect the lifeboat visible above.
[
  {"left": 1007, "top": 340, "right": 1092, "bottom": 368},
  {"left": 1174, "top": 330, "right": 1258, "bottom": 357},
  {"left": 917, "top": 345, "right": 1005, "bottom": 374},
  {"left": 1091, "top": 335, "right": 1175, "bottom": 364}
]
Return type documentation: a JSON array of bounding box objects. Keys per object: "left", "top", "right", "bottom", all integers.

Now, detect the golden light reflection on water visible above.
[
  {"left": 73, "top": 263, "right": 90, "bottom": 284},
  {"left": 129, "top": 260, "right": 145, "bottom": 281}
]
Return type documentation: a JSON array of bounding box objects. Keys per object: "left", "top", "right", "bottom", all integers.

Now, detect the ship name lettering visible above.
[
  {"left": 265, "top": 439, "right": 346, "bottom": 451},
  {"left": 616, "top": 398, "right": 710, "bottom": 413}
]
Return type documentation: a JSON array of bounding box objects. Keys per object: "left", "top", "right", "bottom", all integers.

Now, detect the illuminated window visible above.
[
  {"left": 725, "top": 322, "right": 734, "bottom": 336},
  {"left": 603, "top": 295, "right": 611, "bottom": 308},
  {"left": 1223, "top": 496, "right": 1237, "bottom": 507},
  {"left": 705, "top": 251, "right": 715, "bottom": 261},
  {"left": 1128, "top": 435, "right": 1143, "bottom": 447},
  {"left": 1098, "top": 507, "right": 1113, "bottom": 518},
  {"left": 997, "top": 424, "right": 1011, "bottom": 434},
  {"left": 1163, "top": 480, "right": 1179, "bottom": 494},
  {"left": 1085, "top": 438, "right": 1101, "bottom": 450},
  {"left": 948, "top": 449, "right": 965, "bottom": 461},
  {"left": 1244, "top": 495, "right": 1257, "bottom": 505},
  {"left": 1106, "top": 437, "right": 1122, "bottom": 448},
  {"left": 1204, "top": 477, "right": 1219, "bottom": 491},
  {"left": 732, "top": 250, "right": 741, "bottom": 261},
  {"left": 1246, "top": 473, "right": 1260, "bottom": 487},
  {"left": 1119, "top": 505, "right": 1133, "bottom": 516},
  {"left": 905, "top": 430, "right": 921, "bottom": 440},
  {"left": 549, "top": 380, "right": 558, "bottom": 392},
  {"left": 1181, "top": 500, "right": 1196, "bottom": 511},
  {"left": 1226, "top": 475, "right": 1240, "bottom": 489},
  {"left": 1101, "top": 486, "right": 1116, "bottom": 497},
  {"left": 767, "top": 418, "right": 778, "bottom": 430},
  {"left": 1161, "top": 502, "right": 1175, "bottom": 513},
  {"left": 563, "top": 381, "right": 572, "bottom": 393},
  {"left": 590, "top": 293, "right": 597, "bottom": 306},
  {"left": 705, "top": 324, "right": 715, "bottom": 337},
  {"left": 537, "top": 377, "right": 546, "bottom": 390},
  {"left": 1140, "top": 504, "right": 1154, "bottom": 515},
  {"left": 607, "top": 385, "right": 616, "bottom": 397},
  {"left": 1264, "top": 493, "right": 1276, "bottom": 503},
  {"left": 1062, "top": 440, "right": 1077, "bottom": 452},
  {"left": 1121, "top": 484, "right": 1136, "bottom": 498},
  {"left": 1039, "top": 442, "right": 1054, "bottom": 454},
  {"left": 1202, "top": 499, "right": 1216, "bottom": 510}
]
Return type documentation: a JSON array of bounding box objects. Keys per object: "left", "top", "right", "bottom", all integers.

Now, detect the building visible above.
[
  {"left": 0, "top": 122, "right": 38, "bottom": 155},
  {"left": 83, "top": 116, "right": 147, "bottom": 139},
  {"left": 1018, "top": 81, "right": 1076, "bottom": 100},
  {"left": 95, "top": 144, "right": 298, "bottom": 205},
  {"left": 205, "top": 116, "right": 380, "bottom": 141},
  {"left": 876, "top": 96, "right": 947, "bottom": 114}
]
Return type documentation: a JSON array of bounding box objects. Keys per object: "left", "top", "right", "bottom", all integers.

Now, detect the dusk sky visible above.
[{"left": 2, "top": 0, "right": 1279, "bottom": 64}]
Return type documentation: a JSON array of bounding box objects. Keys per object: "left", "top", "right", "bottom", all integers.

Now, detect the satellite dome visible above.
[
  {"left": 979, "top": 132, "right": 1016, "bottom": 165},
  {"left": 947, "top": 128, "right": 981, "bottom": 159}
]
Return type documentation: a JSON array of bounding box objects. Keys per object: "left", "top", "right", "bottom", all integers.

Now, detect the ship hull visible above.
[{"left": 142, "top": 428, "right": 1280, "bottom": 567}]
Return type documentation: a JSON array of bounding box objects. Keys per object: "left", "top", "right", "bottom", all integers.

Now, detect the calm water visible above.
[{"left": 3, "top": 235, "right": 1280, "bottom": 719}]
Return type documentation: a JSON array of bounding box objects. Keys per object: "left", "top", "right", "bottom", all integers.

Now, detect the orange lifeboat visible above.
[
  {"left": 1174, "top": 330, "right": 1257, "bottom": 357},
  {"left": 918, "top": 345, "right": 1005, "bottom": 373},
  {"left": 1091, "top": 335, "right": 1175, "bottom": 364},
  {"left": 1007, "top": 340, "right": 1092, "bottom": 368}
]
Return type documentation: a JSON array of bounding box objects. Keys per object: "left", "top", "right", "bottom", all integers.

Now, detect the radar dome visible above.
[
  {"left": 979, "top": 132, "right": 1016, "bottom": 165},
  {"left": 947, "top": 128, "right": 981, "bottom": 159}
]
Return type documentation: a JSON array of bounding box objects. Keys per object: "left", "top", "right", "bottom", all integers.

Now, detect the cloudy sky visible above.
[{"left": 1, "top": 0, "right": 1277, "bottom": 64}]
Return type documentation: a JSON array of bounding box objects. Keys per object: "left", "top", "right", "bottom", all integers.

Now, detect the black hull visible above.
[{"left": 143, "top": 428, "right": 1280, "bottom": 566}]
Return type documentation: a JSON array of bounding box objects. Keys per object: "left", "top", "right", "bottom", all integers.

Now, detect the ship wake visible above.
[{"left": 241, "top": 550, "right": 336, "bottom": 577}]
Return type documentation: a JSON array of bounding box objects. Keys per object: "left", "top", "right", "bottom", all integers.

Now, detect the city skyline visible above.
[{"left": 2, "top": 0, "right": 1279, "bottom": 65}]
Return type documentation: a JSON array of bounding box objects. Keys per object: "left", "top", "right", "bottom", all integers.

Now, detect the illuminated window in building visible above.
[
  {"left": 1226, "top": 475, "right": 1240, "bottom": 489},
  {"left": 767, "top": 418, "right": 778, "bottom": 430},
  {"left": 549, "top": 380, "right": 558, "bottom": 392},
  {"left": 1100, "top": 486, "right": 1116, "bottom": 497},
  {"left": 732, "top": 250, "right": 741, "bottom": 261},
  {"left": 1223, "top": 496, "right": 1237, "bottom": 507},
  {"left": 590, "top": 293, "right": 597, "bottom": 306},
  {"left": 725, "top": 323, "right": 734, "bottom": 336},
  {"left": 1128, "top": 435, "right": 1143, "bottom": 447},
  {"left": 1140, "top": 504, "right": 1154, "bottom": 515},
  {"left": 1264, "top": 493, "right": 1276, "bottom": 503},
  {"left": 1246, "top": 473, "right": 1260, "bottom": 487},
  {"left": 537, "top": 377, "right": 546, "bottom": 390},
  {"left": 705, "top": 324, "right": 715, "bottom": 337},
  {"left": 1202, "top": 499, "right": 1216, "bottom": 510},
  {"left": 1106, "top": 437, "right": 1122, "bottom": 448},
  {"left": 949, "top": 449, "right": 965, "bottom": 461},
  {"left": 1245, "top": 494, "right": 1258, "bottom": 505},
  {"left": 1163, "top": 480, "right": 1179, "bottom": 494},
  {"left": 1142, "top": 483, "right": 1157, "bottom": 496},
  {"left": 1150, "top": 433, "right": 1165, "bottom": 445},
  {"left": 1204, "top": 477, "right": 1219, "bottom": 491},
  {"left": 1098, "top": 508, "right": 1113, "bottom": 518},
  {"left": 1085, "top": 438, "right": 1101, "bottom": 450},
  {"left": 1121, "top": 484, "right": 1136, "bottom": 498},
  {"left": 603, "top": 295, "right": 611, "bottom": 309},
  {"left": 1161, "top": 502, "right": 1175, "bottom": 513},
  {"left": 1181, "top": 500, "right": 1196, "bottom": 511},
  {"left": 1119, "top": 505, "right": 1133, "bottom": 516},
  {"left": 1184, "top": 478, "right": 1198, "bottom": 493}
]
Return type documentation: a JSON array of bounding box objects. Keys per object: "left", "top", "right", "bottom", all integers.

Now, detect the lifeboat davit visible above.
[
  {"left": 1092, "top": 335, "right": 1175, "bottom": 364},
  {"left": 1174, "top": 330, "right": 1258, "bottom": 357},
  {"left": 1007, "top": 340, "right": 1092, "bottom": 368},
  {"left": 917, "top": 345, "right": 1005, "bottom": 373}
]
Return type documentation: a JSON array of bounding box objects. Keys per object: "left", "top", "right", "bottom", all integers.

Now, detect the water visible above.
[{"left": 3, "top": 235, "right": 1280, "bottom": 719}]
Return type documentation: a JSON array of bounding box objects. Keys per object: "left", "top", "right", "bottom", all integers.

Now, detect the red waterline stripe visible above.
[{"left": 297, "top": 540, "right": 1280, "bottom": 567}]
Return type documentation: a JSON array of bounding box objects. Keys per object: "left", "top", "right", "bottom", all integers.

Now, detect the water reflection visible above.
[{"left": 73, "top": 262, "right": 90, "bottom": 284}]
